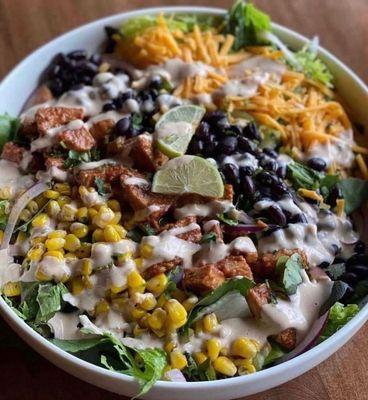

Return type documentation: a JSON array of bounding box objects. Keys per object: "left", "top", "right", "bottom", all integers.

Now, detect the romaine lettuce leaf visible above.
[
  {"left": 339, "top": 178, "right": 368, "bottom": 214},
  {"left": 0, "top": 114, "right": 20, "bottom": 150},
  {"left": 318, "top": 302, "right": 359, "bottom": 343}
]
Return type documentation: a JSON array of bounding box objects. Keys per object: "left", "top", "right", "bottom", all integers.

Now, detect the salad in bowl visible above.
[{"left": 0, "top": 1, "right": 367, "bottom": 397}]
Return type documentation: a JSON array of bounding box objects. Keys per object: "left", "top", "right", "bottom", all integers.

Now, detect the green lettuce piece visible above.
[
  {"left": 287, "top": 161, "right": 324, "bottom": 190},
  {"left": 119, "top": 14, "right": 216, "bottom": 38},
  {"left": 51, "top": 332, "right": 167, "bottom": 398},
  {"left": 223, "top": 0, "right": 271, "bottom": 50},
  {"left": 0, "top": 114, "right": 20, "bottom": 150},
  {"left": 318, "top": 302, "right": 359, "bottom": 343},
  {"left": 275, "top": 253, "right": 303, "bottom": 296},
  {"left": 0, "top": 200, "right": 10, "bottom": 230},
  {"left": 182, "top": 277, "right": 255, "bottom": 334},
  {"left": 183, "top": 353, "right": 216, "bottom": 381},
  {"left": 338, "top": 178, "right": 368, "bottom": 214},
  {"left": 294, "top": 44, "right": 334, "bottom": 88}
]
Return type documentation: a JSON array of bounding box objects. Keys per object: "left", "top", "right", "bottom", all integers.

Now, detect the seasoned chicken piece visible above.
[
  {"left": 246, "top": 283, "right": 271, "bottom": 318},
  {"left": 216, "top": 255, "right": 253, "bottom": 279},
  {"left": 35, "top": 107, "right": 84, "bottom": 135},
  {"left": 58, "top": 126, "right": 96, "bottom": 151},
  {"left": 144, "top": 257, "right": 182, "bottom": 279},
  {"left": 275, "top": 328, "right": 297, "bottom": 350},
  {"left": 90, "top": 119, "right": 115, "bottom": 142},
  {"left": 158, "top": 216, "right": 202, "bottom": 243},
  {"left": 1, "top": 142, "right": 26, "bottom": 164},
  {"left": 184, "top": 264, "right": 225, "bottom": 294}
]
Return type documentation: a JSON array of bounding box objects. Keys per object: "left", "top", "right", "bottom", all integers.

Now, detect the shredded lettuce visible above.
[
  {"left": 119, "top": 14, "right": 217, "bottom": 38},
  {"left": 318, "top": 302, "right": 359, "bottom": 343},
  {"left": 223, "top": 0, "right": 271, "bottom": 50},
  {"left": 51, "top": 332, "right": 167, "bottom": 397},
  {"left": 338, "top": 178, "right": 368, "bottom": 214},
  {"left": 0, "top": 114, "right": 20, "bottom": 150},
  {"left": 293, "top": 44, "right": 334, "bottom": 88}
]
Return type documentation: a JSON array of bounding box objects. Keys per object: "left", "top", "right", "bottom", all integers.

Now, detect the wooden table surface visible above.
[{"left": 0, "top": 1, "right": 367, "bottom": 399}]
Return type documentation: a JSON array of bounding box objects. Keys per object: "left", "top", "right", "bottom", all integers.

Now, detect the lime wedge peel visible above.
[
  {"left": 152, "top": 155, "right": 225, "bottom": 198},
  {"left": 154, "top": 105, "right": 205, "bottom": 158}
]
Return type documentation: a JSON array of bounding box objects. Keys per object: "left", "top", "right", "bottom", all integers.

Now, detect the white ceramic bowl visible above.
[{"left": 0, "top": 6, "right": 367, "bottom": 400}]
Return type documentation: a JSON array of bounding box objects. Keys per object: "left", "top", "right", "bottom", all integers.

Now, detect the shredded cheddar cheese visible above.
[
  {"left": 336, "top": 199, "right": 346, "bottom": 218},
  {"left": 297, "top": 189, "right": 324, "bottom": 203}
]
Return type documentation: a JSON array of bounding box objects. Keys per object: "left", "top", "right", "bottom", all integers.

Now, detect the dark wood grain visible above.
[{"left": 0, "top": 1, "right": 367, "bottom": 399}]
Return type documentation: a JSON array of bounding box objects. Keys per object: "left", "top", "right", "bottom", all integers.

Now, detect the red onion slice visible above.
[
  {"left": 223, "top": 224, "right": 266, "bottom": 236},
  {"left": 275, "top": 312, "right": 329, "bottom": 364},
  {"left": 1, "top": 181, "right": 49, "bottom": 250}
]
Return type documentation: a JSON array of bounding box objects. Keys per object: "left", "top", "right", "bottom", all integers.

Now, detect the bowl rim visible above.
[{"left": 0, "top": 4, "right": 367, "bottom": 393}]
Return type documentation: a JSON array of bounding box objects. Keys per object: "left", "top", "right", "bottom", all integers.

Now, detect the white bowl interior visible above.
[{"left": 0, "top": 6, "right": 367, "bottom": 400}]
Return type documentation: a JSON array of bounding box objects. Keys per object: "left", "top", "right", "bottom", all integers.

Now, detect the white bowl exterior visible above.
[{"left": 0, "top": 7, "right": 367, "bottom": 400}]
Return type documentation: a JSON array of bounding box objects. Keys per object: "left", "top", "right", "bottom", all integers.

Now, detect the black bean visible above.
[
  {"left": 120, "top": 89, "right": 134, "bottom": 102},
  {"left": 215, "top": 117, "right": 230, "bottom": 134},
  {"left": 113, "top": 96, "right": 124, "bottom": 109},
  {"left": 319, "top": 261, "right": 330, "bottom": 269},
  {"left": 267, "top": 204, "right": 287, "bottom": 226},
  {"left": 70, "top": 83, "right": 84, "bottom": 91},
  {"left": 354, "top": 240, "right": 366, "bottom": 254},
  {"left": 260, "top": 158, "right": 277, "bottom": 172},
  {"left": 68, "top": 50, "right": 87, "bottom": 60},
  {"left": 220, "top": 136, "right": 238, "bottom": 155},
  {"left": 256, "top": 171, "right": 278, "bottom": 186},
  {"left": 203, "top": 139, "right": 218, "bottom": 158},
  {"left": 196, "top": 122, "right": 210, "bottom": 141},
  {"left": 327, "top": 185, "right": 342, "bottom": 207},
  {"left": 289, "top": 213, "right": 308, "bottom": 223},
  {"left": 149, "top": 75, "right": 163, "bottom": 89},
  {"left": 258, "top": 187, "right": 273, "bottom": 198},
  {"left": 242, "top": 122, "right": 260, "bottom": 141},
  {"left": 240, "top": 175, "right": 255, "bottom": 196},
  {"left": 276, "top": 165, "right": 287, "bottom": 179},
  {"left": 350, "top": 265, "right": 368, "bottom": 279},
  {"left": 341, "top": 284, "right": 354, "bottom": 302},
  {"left": 346, "top": 254, "right": 368, "bottom": 268},
  {"left": 263, "top": 148, "right": 278, "bottom": 159},
  {"left": 102, "top": 102, "right": 117, "bottom": 112},
  {"left": 116, "top": 117, "right": 131, "bottom": 136},
  {"left": 341, "top": 272, "right": 359, "bottom": 286},
  {"left": 271, "top": 182, "right": 289, "bottom": 197},
  {"left": 48, "top": 78, "right": 64, "bottom": 96},
  {"left": 222, "top": 163, "right": 239, "bottom": 184},
  {"left": 189, "top": 139, "right": 204, "bottom": 154},
  {"left": 203, "top": 110, "right": 227, "bottom": 126},
  {"left": 307, "top": 157, "right": 327, "bottom": 172},
  {"left": 237, "top": 137, "right": 257, "bottom": 153},
  {"left": 90, "top": 54, "right": 102, "bottom": 65},
  {"left": 239, "top": 165, "right": 255, "bottom": 177},
  {"left": 226, "top": 125, "right": 242, "bottom": 136}
]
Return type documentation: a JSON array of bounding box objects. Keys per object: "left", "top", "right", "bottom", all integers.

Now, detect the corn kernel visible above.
[
  {"left": 182, "top": 296, "right": 198, "bottom": 311},
  {"left": 110, "top": 284, "right": 127, "bottom": 294},
  {"left": 44, "top": 250, "right": 64, "bottom": 261},
  {"left": 26, "top": 200, "right": 39, "bottom": 214},
  {"left": 231, "top": 337, "right": 258, "bottom": 360},
  {"left": 88, "top": 208, "right": 98, "bottom": 219},
  {"left": 45, "top": 237, "right": 65, "bottom": 251},
  {"left": 164, "top": 299, "right": 187, "bottom": 328},
  {"left": 31, "top": 236, "right": 46, "bottom": 245},
  {"left": 194, "top": 352, "right": 208, "bottom": 365},
  {"left": 140, "top": 293, "right": 157, "bottom": 311},
  {"left": 47, "top": 200, "right": 61, "bottom": 218},
  {"left": 129, "top": 285, "right": 145, "bottom": 297},
  {"left": 112, "top": 224, "right": 126, "bottom": 239},
  {"left": 44, "top": 189, "right": 60, "bottom": 200},
  {"left": 59, "top": 204, "right": 77, "bottom": 222},
  {"left": 110, "top": 211, "right": 122, "bottom": 225},
  {"left": 54, "top": 183, "right": 71, "bottom": 195},
  {"left": 107, "top": 199, "right": 121, "bottom": 212},
  {"left": 213, "top": 356, "right": 237, "bottom": 377},
  {"left": 131, "top": 307, "right": 146, "bottom": 320},
  {"left": 170, "top": 350, "right": 187, "bottom": 370},
  {"left": 95, "top": 299, "right": 109, "bottom": 315},
  {"left": 0, "top": 186, "right": 12, "bottom": 200},
  {"left": 140, "top": 244, "right": 153, "bottom": 258},
  {"left": 82, "top": 275, "right": 93, "bottom": 289},
  {"left": 76, "top": 207, "right": 88, "bottom": 222},
  {"left": 147, "top": 308, "right": 167, "bottom": 330},
  {"left": 114, "top": 252, "right": 132, "bottom": 265},
  {"left": 92, "top": 228, "right": 104, "bottom": 242},
  {"left": 65, "top": 252, "right": 77, "bottom": 260},
  {"left": 207, "top": 338, "right": 221, "bottom": 361},
  {"left": 32, "top": 213, "right": 49, "bottom": 228},
  {"left": 93, "top": 206, "right": 115, "bottom": 228},
  {"left": 133, "top": 324, "right": 147, "bottom": 337},
  {"left": 19, "top": 209, "right": 32, "bottom": 222},
  {"left": 111, "top": 297, "right": 127, "bottom": 311},
  {"left": 234, "top": 358, "right": 256, "bottom": 375},
  {"left": 146, "top": 273, "right": 168, "bottom": 296},
  {"left": 203, "top": 313, "right": 218, "bottom": 333},
  {"left": 57, "top": 222, "right": 71, "bottom": 231},
  {"left": 81, "top": 259, "right": 93, "bottom": 276},
  {"left": 35, "top": 194, "right": 48, "bottom": 208},
  {"left": 156, "top": 293, "right": 167, "bottom": 308},
  {"left": 0, "top": 230, "right": 4, "bottom": 245},
  {"left": 220, "top": 347, "right": 229, "bottom": 356},
  {"left": 27, "top": 243, "right": 45, "bottom": 262},
  {"left": 127, "top": 270, "right": 146, "bottom": 288},
  {"left": 64, "top": 234, "right": 81, "bottom": 252},
  {"left": 164, "top": 340, "right": 175, "bottom": 353},
  {"left": 134, "top": 257, "right": 143, "bottom": 269},
  {"left": 35, "top": 267, "right": 51, "bottom": 282},
  {"left": 57, "top": 195, "right": 71, "bottom": 207},
  {"left": 70, "top": 222, "right": 89, "bottom": 238},
  {"left": 2, "top": 281, "right": 21, "bottom": 297},
  {"left": 139, "top": 315, "right": 150, "bottom": 329},
  {"left": 195, "top": 320, "right": 203, "bottom": 336},
  {"left": 75, "top": 243, "right": 91, "bottom": 258},
  {"left": 103, "top": 225, "right": 120, "bottom": 242},
  {"left": 48, "top": 230, "right": 67, "bottom": 239}
]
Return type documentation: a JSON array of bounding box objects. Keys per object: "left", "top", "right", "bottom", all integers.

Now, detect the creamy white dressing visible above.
[
  {"left": 306, "top": 129, "right": 355, "bottom": 168},
  {"left": 175, "top": 199, "right": 234, "bottom": 219},
  {"left": 78, "top": 159, "right": 117, "bottom": 170},
  {"left": 90, "top": 240, "right": 138, "bottom": 269},
  {"left": 0, "top": 160, "right": 34, "bottom": 199},
  {"left": 221, "top": 152, "right": 259, "bottom": 169},
  {"left": 48, "top": 312, "right": 85, "bottom": 340}
]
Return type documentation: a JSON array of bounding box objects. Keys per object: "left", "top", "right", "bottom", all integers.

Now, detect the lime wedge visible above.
[
  {"left": 152, "top": 155, "right": 224, "bottom": 197},
  {"left": 155, "top": 105, "right": 205, "bottom": 158}
]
